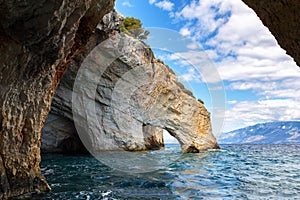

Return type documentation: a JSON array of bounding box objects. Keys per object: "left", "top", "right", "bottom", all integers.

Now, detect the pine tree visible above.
[{"left": 121, "top": 17, "right": 150, "bottom": 40}]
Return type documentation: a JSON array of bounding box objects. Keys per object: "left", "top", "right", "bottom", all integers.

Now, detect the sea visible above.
[{"left": 30, "top": 144, "right": 300, "bottom": 199}]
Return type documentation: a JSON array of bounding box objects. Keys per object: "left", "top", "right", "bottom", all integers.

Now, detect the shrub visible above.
[{"left": 121, "top": 17, "right": 150, "bottom": 40}]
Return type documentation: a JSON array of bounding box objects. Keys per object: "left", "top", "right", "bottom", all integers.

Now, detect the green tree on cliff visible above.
[{"left": 121, "top": 17, "right": 150, "bottom": 40}]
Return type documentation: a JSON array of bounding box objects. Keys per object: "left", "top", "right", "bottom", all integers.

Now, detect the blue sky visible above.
[{"left": 115, "top": 0, "right": 300, "bottom": 136}]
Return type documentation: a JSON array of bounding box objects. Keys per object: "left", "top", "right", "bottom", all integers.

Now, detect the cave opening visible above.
[{"left": 163, "top": 129, "right": 180, "bottom": 146}]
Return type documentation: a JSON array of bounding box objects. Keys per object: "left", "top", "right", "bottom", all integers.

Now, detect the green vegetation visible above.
[
  {"left": 121, "top": 17, "right": 150, "bottom": 40},
  {"left": 156, "top": 59, "right": 164, "bottom": 64}
]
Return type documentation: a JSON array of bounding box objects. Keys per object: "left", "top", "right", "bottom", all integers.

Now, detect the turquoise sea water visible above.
[{"left": 35, "top": 144, "right": 300, "bottom": 199}]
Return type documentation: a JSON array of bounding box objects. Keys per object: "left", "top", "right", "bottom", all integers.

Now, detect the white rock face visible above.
[{"left": 42, "top": 11, "right": 219, "bottom": 153}]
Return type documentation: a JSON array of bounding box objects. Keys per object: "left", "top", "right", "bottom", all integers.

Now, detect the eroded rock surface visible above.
[
  {"left": 42, "top": 114, "right": 87, "bottom": 153},
  {"left": 46, "top": 10, "right": 219, "bottom": 154},
  {"left": 0, "top": 0, "right": 115, "bottom": 198},
  {"left": 41, "top": 10, "right": 124, "bottom": 153},
  {"left": 1, "top": 0, "right": 299, "bottom": 198},
  {"left": 242, "top": 0, "right": 300, "bottom": 67},
  {"left": 143, "top": 125, "right": 164, "bottom": 150}
]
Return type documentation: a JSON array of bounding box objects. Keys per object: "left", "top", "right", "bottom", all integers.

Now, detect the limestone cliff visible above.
[
  {"left": 44, "top": 10, "right": 218, "bottom": 153},
  {"left": 242, "top": 0, "right": 300, "bottom": 67},
  {"left": 0, "top": 0, "right": 115, "bottom": 198},
  {"left": 1, "top": 0, "right": 298, "bottom": 199}
]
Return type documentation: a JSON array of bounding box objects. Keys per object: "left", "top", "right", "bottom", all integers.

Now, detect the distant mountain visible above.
[{"left": 218, "top": 121, "right": 300, "bottom": 144}]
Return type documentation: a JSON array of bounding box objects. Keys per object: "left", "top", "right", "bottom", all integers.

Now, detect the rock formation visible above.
[
  {"left": 41, "top": 113, "right": 87, "bottom": 153},
  {"left": 41, "top": 10, "right": 124, "bottom": 154},
  {"left": 44, "top": 10, "right": 218, "bottom": 154},
  {"left": 0, "top": 0, "right": 298, "bottom": 198},
  {"left": 0, "top": 0, "right": 115, "bottom": 198},
  {"left": 242, "top": 0, "right": 300, "bottom": 67},
  {"left": 143, "top": 125, "right": 164, "bottom": 150}
]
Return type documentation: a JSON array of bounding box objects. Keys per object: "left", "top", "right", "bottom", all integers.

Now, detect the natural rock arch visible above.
[
  {"left": 0, "top": 0, "right": 299, "bottom": 198},
  {"left": 46, "top": 28, "right": 218, "bottom": 153}
]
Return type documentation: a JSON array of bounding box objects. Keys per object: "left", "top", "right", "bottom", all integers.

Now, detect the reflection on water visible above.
[
  {"left": 33, "top": 144, "right": 300, "bottom": 199},
  {"left": 94, "top": 144, "right": 182, "bottom": 173}
]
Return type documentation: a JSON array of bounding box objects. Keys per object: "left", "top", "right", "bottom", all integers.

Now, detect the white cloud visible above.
[
  {"left": 178, "top": 67, "right": 201, "bottom": 82},
  {"left": 229, "top": 81, "right": 278, "bottom": 91},
  {"left": 264, "top": 89, "right": 300, "bottom": 99},
  {"left": 166, "top": 51, "right": 222, "bottom": 83},
  {"left": 121, "top": 1, "right": 133, "bottom": 7},
  {"left": 186, "top": 42, "right": 199, "bottom": 50},
  {"left": 227, "top": 100, "right": 237, "bottom": 105},
  {"left": 228, "top": 80, "right": 300, "bottom": 100},
  {"left": 223, "top": 99, "right": 300, "bottom": 132},
  {"left": 154, "top": 0, "right": 174, "bottom": 11},
  {"left": 216, "top": 57, "right": 300, "bottom": 83},
  {"left": 149, "top": 0, "right": 156, "bottom": 4},
  {"left": 175, "top": 0, "right": 230, "bottom": 39},
  {"left": 172, "top": 0, "right": 300, "bottom": 131},
  {"left": 179, "top": 27, "right": 191, "bottom": 36},
  {"left": 174, "top": 0, "right": 300, "bottom": 81}
]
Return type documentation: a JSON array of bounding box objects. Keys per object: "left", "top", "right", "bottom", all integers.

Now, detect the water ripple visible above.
[{"left": 28, "top": 144, "right": 300, "bottom": 199}]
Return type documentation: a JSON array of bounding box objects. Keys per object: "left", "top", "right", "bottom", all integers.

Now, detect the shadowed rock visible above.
[
  {"left": 143, "top": 125, "right": 164, "bottom": 150},
  {"left": 242, "top": 0, "right": 300, "bottom": 67},
  {"left": 0, "top": 0, "right": 115, "bottom": 198}
]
